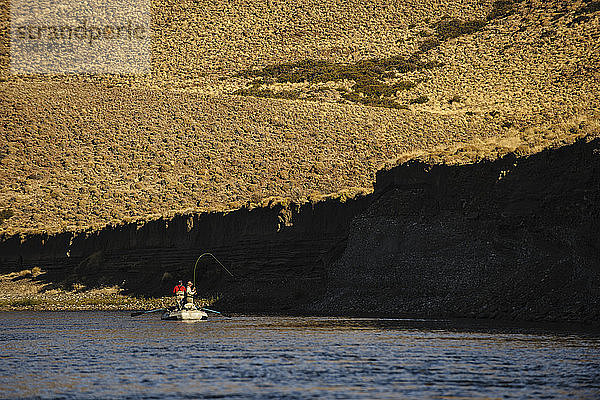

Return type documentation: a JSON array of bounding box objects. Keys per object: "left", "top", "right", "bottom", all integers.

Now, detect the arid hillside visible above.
[{"left": 1, "top": 0, "right": 599, "bottom": 236}]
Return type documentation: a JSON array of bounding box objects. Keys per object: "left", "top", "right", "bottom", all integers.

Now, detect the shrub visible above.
[
  {"left": 575, "top": 2, "right": 600, "bottom": 16},
  {"left": 409, "top": 96, "right": 429, "bottom": 105},
  {"left": 419, "top": 38, "right": 441, "bottom": 52},
  {"left": 353, "top": 81, "right": 414, "bottom": 97},
  {"left": 568, "top": 15, "right": 590, "bottom": 27},
  {"left": 249, "top": 192, "right": 263, "bottom": 204},
  {"left": 233, "top": 87, "right": 299, "bottom": 100},
  {"left": 17, "top": 269, "right": 32, "bottom": 278},
  {"left": 237, "top": 55, "right": 424, "bottom": 86},
  {"left": 341, "top": 92, "right": 407, "bottom": 109},
  {"left": 11, "top": 298, "right": 42, "bottom": 307},
  {"left": 0, "top": 208, "right": 14, "bottom": 224},
  {"left": 435, "top": 19, "right": 487, "bottom": 41},
  {"left": 422, "top": 61, "right": 445, "bottom": 69},
  {"left": 235, "top": 54, "right": 441, "bottom": 109},
  {"left": 395, "top": 80, "right": 417, "bottom": 90},
  {"left": 487, "top": 0, "right": 516, "bottom": 21}
]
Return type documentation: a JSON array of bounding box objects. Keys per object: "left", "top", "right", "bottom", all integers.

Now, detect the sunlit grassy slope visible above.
[{"left": 0, "top": 0, "right": 599, "bottom": 235}]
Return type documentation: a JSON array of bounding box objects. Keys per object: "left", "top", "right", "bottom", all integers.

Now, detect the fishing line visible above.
[{"left": 193, "top": 252, "right": 234, "bottom": 288}]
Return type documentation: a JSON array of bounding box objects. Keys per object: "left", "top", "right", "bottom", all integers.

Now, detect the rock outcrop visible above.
[
  {"left": 316, "top": 137, "right": 600, "bottom": 322},
  {"left": 1, "top": 137, "right": 598, "bottom": 323}
]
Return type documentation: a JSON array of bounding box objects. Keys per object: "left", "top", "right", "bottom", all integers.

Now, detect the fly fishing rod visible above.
[
  {"left": 192, "top": 252, "right": 234, "bottom": 288},
  {"left": 190, "top": 253, "right": 234, "bottom": 317}
]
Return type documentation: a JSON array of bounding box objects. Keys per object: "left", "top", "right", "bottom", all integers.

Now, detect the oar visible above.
[
  {"left": 131, "top": 308, "right": 167, "bottom": 317},
  {"left": 201, "top": 307, "right": 231, "bottom": 318}
]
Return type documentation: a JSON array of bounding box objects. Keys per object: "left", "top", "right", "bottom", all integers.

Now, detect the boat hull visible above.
[{"left": 161, "top": 309, "right": 208, "bottom": 321}]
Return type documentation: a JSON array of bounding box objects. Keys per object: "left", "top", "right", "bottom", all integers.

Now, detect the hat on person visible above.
[{"left": 187, "top": 281, "right": 193, "bottom": 285}]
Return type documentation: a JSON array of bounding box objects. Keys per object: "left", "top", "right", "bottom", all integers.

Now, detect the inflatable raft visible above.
[{"left": 161, "top": 305, "right": 208, "bottom": 320}]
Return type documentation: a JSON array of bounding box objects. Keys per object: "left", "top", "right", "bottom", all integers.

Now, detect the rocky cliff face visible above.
[
  {"left": 1, "top": 138, "right": 599, "bottom": 322},
  {"left": 0, "top": 195, "right": 371, "bottom": 313},
  {"left": 316, "top": 137, "right": 600, "bottom": 323}
]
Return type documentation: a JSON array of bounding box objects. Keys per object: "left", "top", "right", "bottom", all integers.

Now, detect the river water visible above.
[{"left": 0, "top": 312, "right": 599, "bottom": 399}]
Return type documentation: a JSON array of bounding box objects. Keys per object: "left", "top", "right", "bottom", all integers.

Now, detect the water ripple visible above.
[{"left": 0, "top": 313, "right": 599, "bottom": 399}]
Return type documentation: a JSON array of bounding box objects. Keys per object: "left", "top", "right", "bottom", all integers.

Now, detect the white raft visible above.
[{"left": 161, "top": 305, "right": 208, "bottom": 321}]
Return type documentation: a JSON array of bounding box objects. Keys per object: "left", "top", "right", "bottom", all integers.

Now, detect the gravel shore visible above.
[{"left": 0, "top": 269, "right": 197, "bottom": 312}]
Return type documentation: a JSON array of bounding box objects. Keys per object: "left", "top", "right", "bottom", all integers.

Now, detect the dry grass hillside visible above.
[{"left": 0, "top": 0, "right": 599, "bottom": 236}]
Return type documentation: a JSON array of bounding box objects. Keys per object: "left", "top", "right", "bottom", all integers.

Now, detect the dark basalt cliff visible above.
[
  {"left": 0, "top": 196, "right": 370, "bottom": 313},
  {"left": 318, "top": 138, "right": 600, "bottom": 323},
  {"left": 1, "top": 138, "right": 599, "bottom": 322}
]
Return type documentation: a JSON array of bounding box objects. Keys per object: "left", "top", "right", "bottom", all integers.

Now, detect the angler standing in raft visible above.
[
  {"left": 185, "top": 281, "right": 196, "bottom": 308},
  {"left": 173, "top": 280, "right": 186, "bottom": 309}
]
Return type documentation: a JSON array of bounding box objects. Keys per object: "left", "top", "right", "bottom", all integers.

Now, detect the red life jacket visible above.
[{"left": 173, "top": 284, "right": 186, "bottom": 293}]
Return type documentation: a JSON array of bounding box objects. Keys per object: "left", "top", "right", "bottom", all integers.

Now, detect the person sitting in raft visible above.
[
  {"left": 173, "top": 280, "right": 186, "bottom": 310},
  {"left": 184, "top": 281, "right": 196, "bottom": 309}
]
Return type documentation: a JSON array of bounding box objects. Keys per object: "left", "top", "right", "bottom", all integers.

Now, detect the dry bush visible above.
[{"left": 487, "top": 0, "right": 517, "bottom": 20}]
